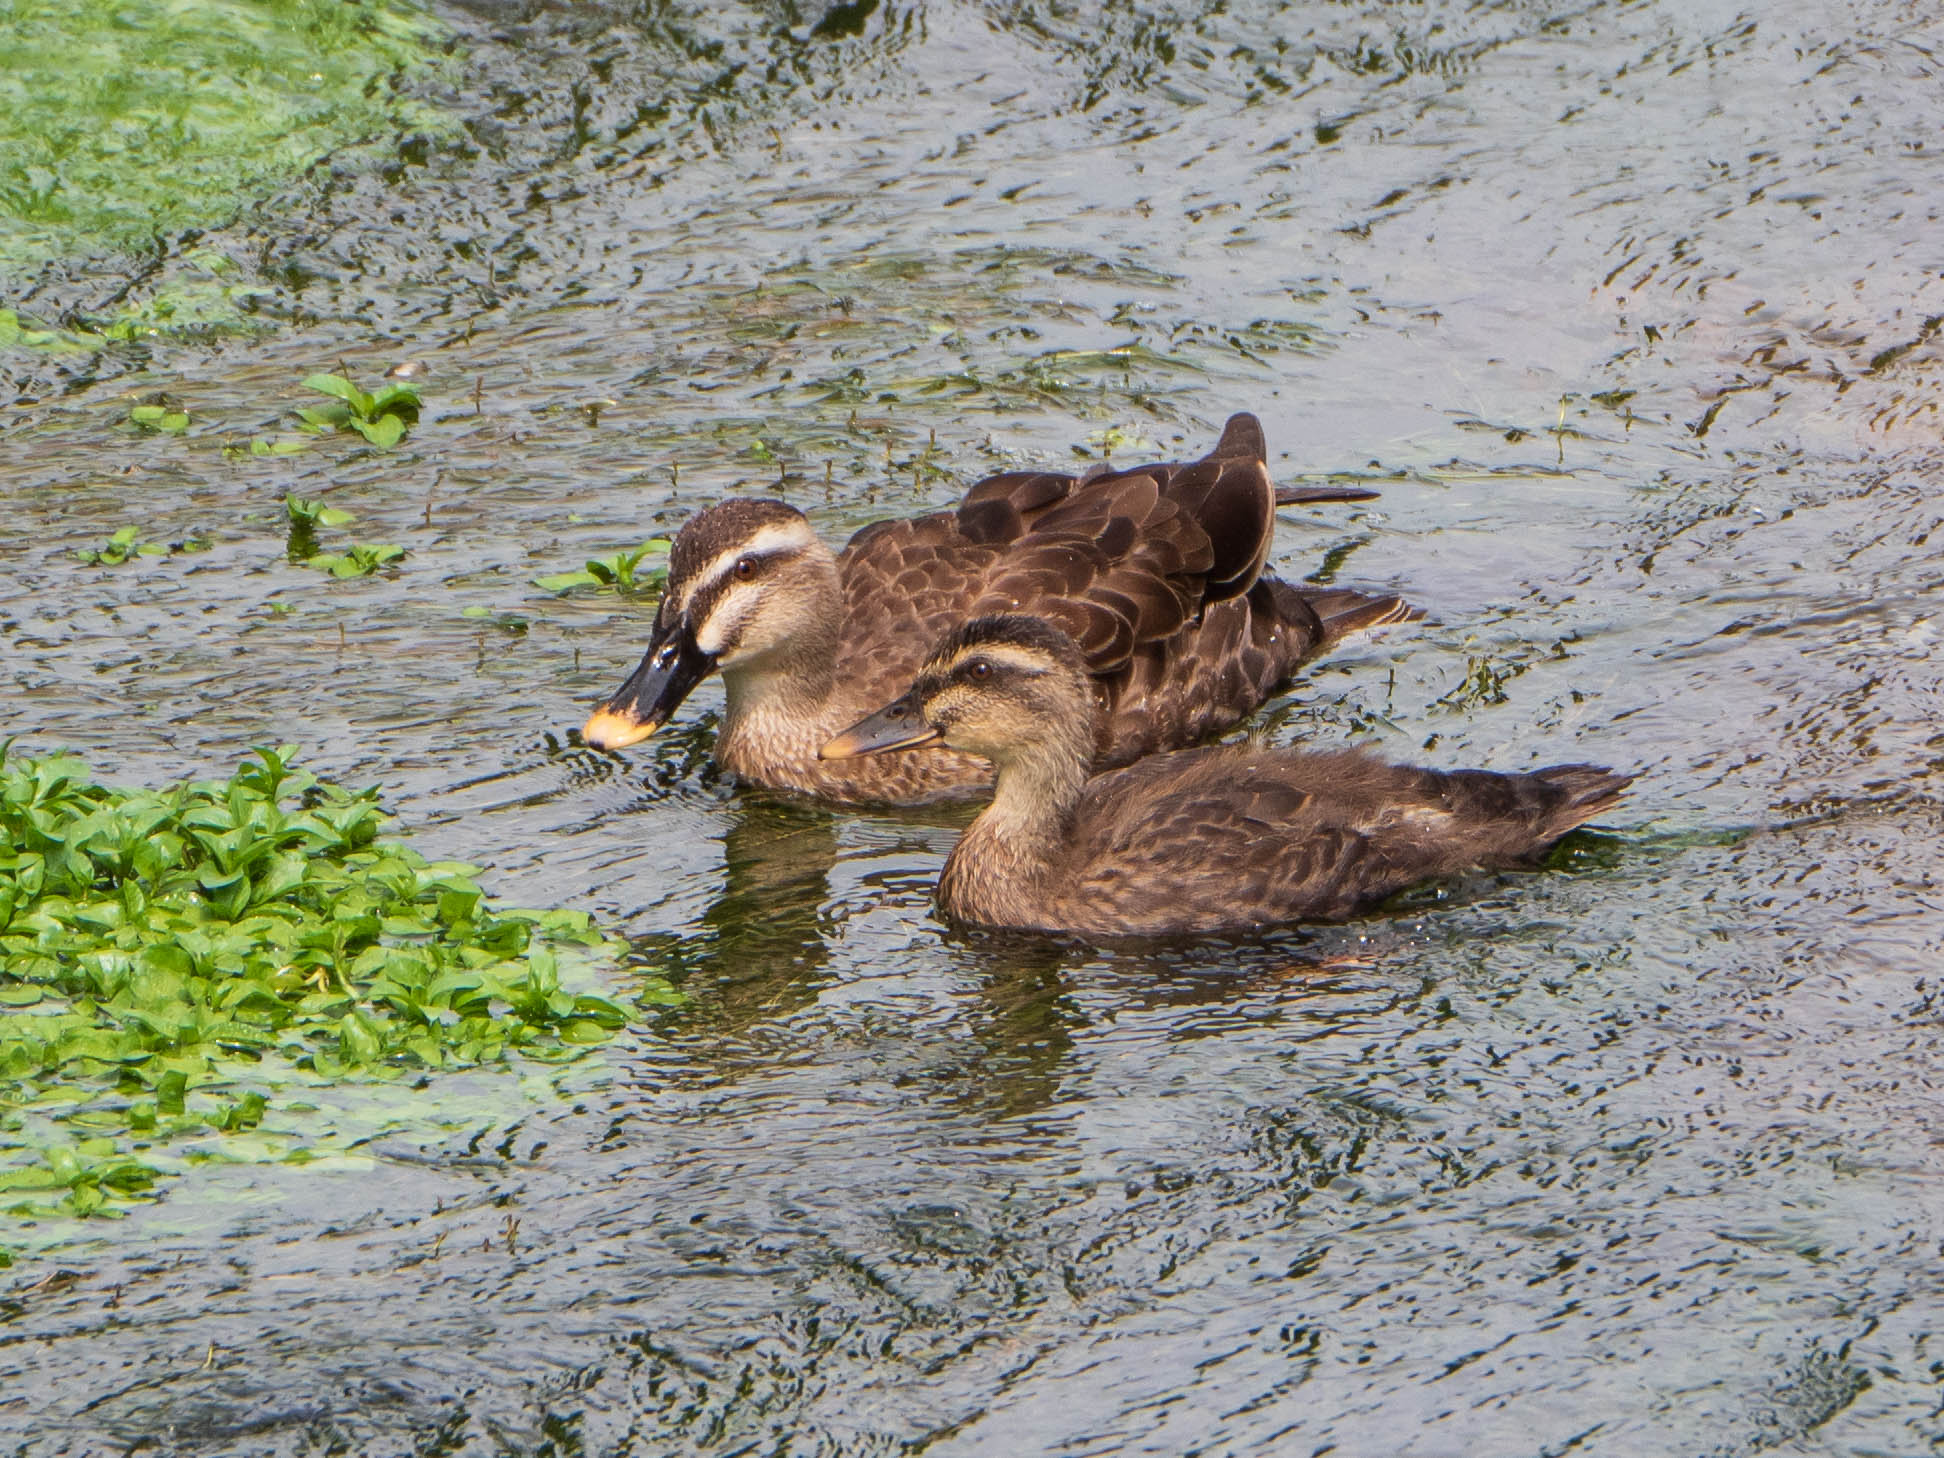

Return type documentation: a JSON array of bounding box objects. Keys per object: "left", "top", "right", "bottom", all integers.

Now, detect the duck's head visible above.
[
  {"left": 819, "top": 614, "right": 1094, "bottom": 766},
  {"left": 583, "top": 499, "right": 839, "bottom": 750}
]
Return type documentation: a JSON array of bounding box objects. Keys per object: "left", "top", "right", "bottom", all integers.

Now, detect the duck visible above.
[
  {"left": 581, "top": 413, "right": 1416, "bottom": 806},
  {"left": 818, "top": 615, "right": 1632, "bottom": 939}
]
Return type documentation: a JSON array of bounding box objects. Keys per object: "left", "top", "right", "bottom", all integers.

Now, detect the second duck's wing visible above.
[
  {"left": 1063, "top": 747, "right": 1629, "bottom": 936},
  {"left": 1058, "top": 748, "right": 1404, "bottom": 935}
]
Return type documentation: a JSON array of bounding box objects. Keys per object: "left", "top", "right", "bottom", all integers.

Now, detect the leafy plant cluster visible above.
[
  {"left": 294, "top": 372, "right": 422, "bottom": 448},
  {"left": 284, "top": 494, "right": 406, "bottom": 578},
  {"left": 0, "top": 745, "right": 674, "bottom": 1230},
  {"left": 251, "top": 372, "right": 422, "bottom": 455},
  {"left": 533, "top": 538, "right": 671, "bottom": 595}
]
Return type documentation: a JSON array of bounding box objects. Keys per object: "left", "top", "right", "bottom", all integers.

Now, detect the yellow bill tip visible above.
[{"left": 582, "top": 708, "right": 659, "bottom": 751}]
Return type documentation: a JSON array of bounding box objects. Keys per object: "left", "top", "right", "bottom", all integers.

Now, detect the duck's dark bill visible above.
[
  {"left": 582, "top": 628, "right": 716, "bottom": 750},
  {"left": 819, "top": 696, "right": 940, "bottom": 759}
]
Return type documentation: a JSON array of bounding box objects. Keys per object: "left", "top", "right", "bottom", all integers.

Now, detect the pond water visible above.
[{"left": 4, "top": 0, "right": 1943, "bottom": 1452}]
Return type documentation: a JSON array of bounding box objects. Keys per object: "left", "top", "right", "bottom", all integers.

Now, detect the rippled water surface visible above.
[{"left": 5, "top": 0, "right": 1943, "bottom": 1452}]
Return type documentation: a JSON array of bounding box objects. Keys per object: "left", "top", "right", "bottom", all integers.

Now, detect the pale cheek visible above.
[{"left": 693, "top": 609, "right": 738, "bottom": 656}]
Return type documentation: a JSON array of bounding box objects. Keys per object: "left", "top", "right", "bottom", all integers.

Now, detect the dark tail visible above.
[
  {"left": 1532, "top": 765, "right": 1634, "bottom": 834},
  {"left": 1298, "top": 584, "right": 1423, "bottom": 642},
  {"left": 1275, "top": 483, "right": 1380, "bottom": 506}
]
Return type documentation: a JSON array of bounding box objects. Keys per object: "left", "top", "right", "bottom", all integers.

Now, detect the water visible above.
[{"left": 4, "top": 0, "right": 1944, "bottom": 1452}]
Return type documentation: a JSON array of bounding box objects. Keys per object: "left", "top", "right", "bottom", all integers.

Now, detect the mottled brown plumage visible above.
[
  {"left": 583, "top": 414, "right": 1415, "bottom": 806},
  {"left": 821, "top": 616, "right": 1632, "bottom": 939}
]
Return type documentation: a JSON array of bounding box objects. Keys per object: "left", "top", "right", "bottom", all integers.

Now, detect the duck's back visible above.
[
  {"left": 1030, "top": 746, "right": 1629, "bottom": 937},
  {"left": 829, "top": 419, "right": 1404, "bottom": 789}
]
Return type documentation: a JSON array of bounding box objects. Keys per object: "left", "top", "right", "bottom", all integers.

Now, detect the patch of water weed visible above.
[
  {"left": 294, "top": 371, "right": 422, "bottom": 448},
  {"left": 281, "top": 494, "right": 404, "bottom": 577},
  {"left": 533, "top": 540, "right": 671, "bottom": 596},
  {"left": 0, "top": 0, "right": 450, "bottom": 282},
  {"left": 127, "top": 402, "right": 188, "bottom": 435},
  {"left": 306, "top": 542, "right": 407, "bottom": 578},
  {"left": 0, "top": 745, "right": 674, "bottom": 1238},
  {"left": 73, "top": 526, "right": 209, "bottom": 566}
]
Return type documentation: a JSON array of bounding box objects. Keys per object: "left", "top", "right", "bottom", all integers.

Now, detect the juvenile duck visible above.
[
  {"left": 582, "top": 414, "right": 1414, "bottom": 805},
  {"left": 819, "top": 616, "right": 1632, "bottom": 939}
]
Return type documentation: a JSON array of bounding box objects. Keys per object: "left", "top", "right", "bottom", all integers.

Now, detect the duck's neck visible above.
[
  {"left": 717, "top": 568, "right": 844, "bottom": 769},
  {"left": 941, "top": 722, "right": 1092, "bottom": 923}
]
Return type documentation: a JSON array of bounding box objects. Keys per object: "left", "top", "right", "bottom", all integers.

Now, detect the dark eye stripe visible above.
[{"left": 684, "top": 548, "right": 795, "bottom": 624}]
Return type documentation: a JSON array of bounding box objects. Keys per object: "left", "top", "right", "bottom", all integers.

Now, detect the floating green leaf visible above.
[
  {"left": 295, "top": 373, "right": 421, "bottom": 450},
  {"left": 533, "top": 539, "right": 671, "bottom": 595},
  {"left": 308, "top": 543, "right": 406, "bottom": 578},
  {"left": 75, "top": 526, "right": 168, "bottom": 566},
  {"left": 128, "top": 403, "right": 189, "bottom": 435},
  {"left": 285, "top": 495, "right": 355, "bottom": 530}
]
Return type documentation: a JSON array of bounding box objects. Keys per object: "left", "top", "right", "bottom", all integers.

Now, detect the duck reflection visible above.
[{"left": 633, "top": 797, "right": 844, "bottom": 1033}]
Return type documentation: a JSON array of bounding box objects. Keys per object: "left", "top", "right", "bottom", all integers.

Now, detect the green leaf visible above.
[
  {"left": 351, "top": 413, "right": 406, "bottom": 449},
  {"left": 155, "top": 1069, "right": 188, "bottom": 1116},
  {"left": 302, "top": 373, "right": 373, "bottom": 416},
  {"left": 532, "top": 570, "right": 599, "bottom": 593}
]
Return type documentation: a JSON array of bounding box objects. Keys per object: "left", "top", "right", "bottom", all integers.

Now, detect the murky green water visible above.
[{"left": 5, "top": 0, "right": 1944, "bottom": 1451}]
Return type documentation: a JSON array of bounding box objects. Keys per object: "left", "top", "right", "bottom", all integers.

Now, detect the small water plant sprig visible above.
[
  {"left": 295, "top": 371, "right": 421, "bottom": 448},
  {"left": 128, "top": 403, "right": 188, "bottom": 434},
  {"left": 74, "top": 526, "right": 167, "bottom": 566},
  {"left": 283, "top": 494, "right": 405, "bottom": 577},
  {"left": 533, "top": 538, "right": 671, "bottom": 595},
  {"left": 0, "top": 744, "right": 675, "bottom": 1228}
]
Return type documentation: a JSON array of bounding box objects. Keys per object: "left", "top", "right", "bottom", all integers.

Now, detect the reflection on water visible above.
[{"left": 5, "top": 0, "right": 1944, "bottom": 1452}]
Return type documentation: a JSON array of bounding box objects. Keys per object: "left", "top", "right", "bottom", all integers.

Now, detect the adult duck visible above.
[
  {"left": 583, "top": 414, "right": 1414, "bottom": 805},
  {"left": 820, "top": 615, "right": 1631, "bottom": 937}
]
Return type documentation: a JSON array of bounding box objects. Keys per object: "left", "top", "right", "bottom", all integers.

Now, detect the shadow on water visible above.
[{"left": 5, "top": 0, "right": 1944, "bottom": 1452}]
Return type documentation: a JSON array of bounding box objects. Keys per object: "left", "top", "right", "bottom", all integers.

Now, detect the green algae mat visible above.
[{"left": 0, "top": 0, "right": 448, "bottom": 333}]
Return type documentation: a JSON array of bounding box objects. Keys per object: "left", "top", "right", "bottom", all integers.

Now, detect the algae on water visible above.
[{"left": 0, "top": 0, "right": 449, "bottom": 281}]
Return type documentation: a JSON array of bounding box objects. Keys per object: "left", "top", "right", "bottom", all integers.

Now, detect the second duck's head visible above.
[
  {"left": 583, "top": 499, "right": 841, "bottom": 750},
  {"left": 820, "top": 614, "right": 1095, "bottom": 767}
]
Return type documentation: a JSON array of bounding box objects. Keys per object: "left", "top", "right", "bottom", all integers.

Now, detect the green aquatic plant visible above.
[
  {"left": 128, "top": 403, "right": 189, "bottom": 435},
  {"left": 295, "top": 373, "right": 422, "bottom": 449},
  {"left": 308, "top": 542, "right": 407, "bottom": 578},
  {"left": 281, "top": 494, "right": 401, "bottom": 576},
  {"left": 284, "top": 496, "right": 354, "bottom": 532},
  {"left": 283, "top": 492, "right": 350, "bottom": 563},
  {"left": 0, "top": 745, "right": 674, "bottom": 1225},
  {"left": 73, "top": 526, "right": 167, "bottom": 566},
  {"left": 534, "top": 539, "right": 671, "bottom": 595}
]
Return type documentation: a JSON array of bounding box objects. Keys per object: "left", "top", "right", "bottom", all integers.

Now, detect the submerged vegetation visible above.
[
  {"left": 0, "top": 0, "right": 448, "bottom": 282},
  {"left": 534, "top": 539, "right": 672, "bottom": 596},
  {"left": 0, "top": 745, "right": 670, "bottom": 1244}
]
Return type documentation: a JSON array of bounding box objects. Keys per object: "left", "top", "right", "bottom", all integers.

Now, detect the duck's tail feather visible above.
[
  {"left": 1297, "top": 585, "right": 1423, "bottom": 642},
  {"left": 1532, "top": 765, "right": 1635, "bottom": 832},
  {"left": 1275, "top": 483, "right": 1380, "bottom": 506}
]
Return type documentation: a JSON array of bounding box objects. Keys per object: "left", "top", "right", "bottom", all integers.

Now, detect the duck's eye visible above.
[
  {"left": 967, "top": 659, "right": 992, "bottom": 680},
  {"left": 733, "top": 556, "right": 759, "bottom": 581}
]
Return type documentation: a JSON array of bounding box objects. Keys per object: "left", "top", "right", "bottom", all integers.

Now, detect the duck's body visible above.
[
  {"left": 821, "top": 616, "right": 1632, "bottom": 939},
  {"left": 584, "top": 414, "right": 1415, "bottom": 806}
]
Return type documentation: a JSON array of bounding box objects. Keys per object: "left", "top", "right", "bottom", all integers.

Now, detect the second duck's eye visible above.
[
  {"left": 967, "top": 659, "right": 992, "bottom": 680},
  {"left": 733, "top": 556, "right": 759, "bottom": 580}
]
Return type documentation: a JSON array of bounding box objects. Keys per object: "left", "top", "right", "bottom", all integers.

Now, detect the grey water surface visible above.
[{"left": 4, "top": 0, "right": 1943, "bottom": 1453}]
